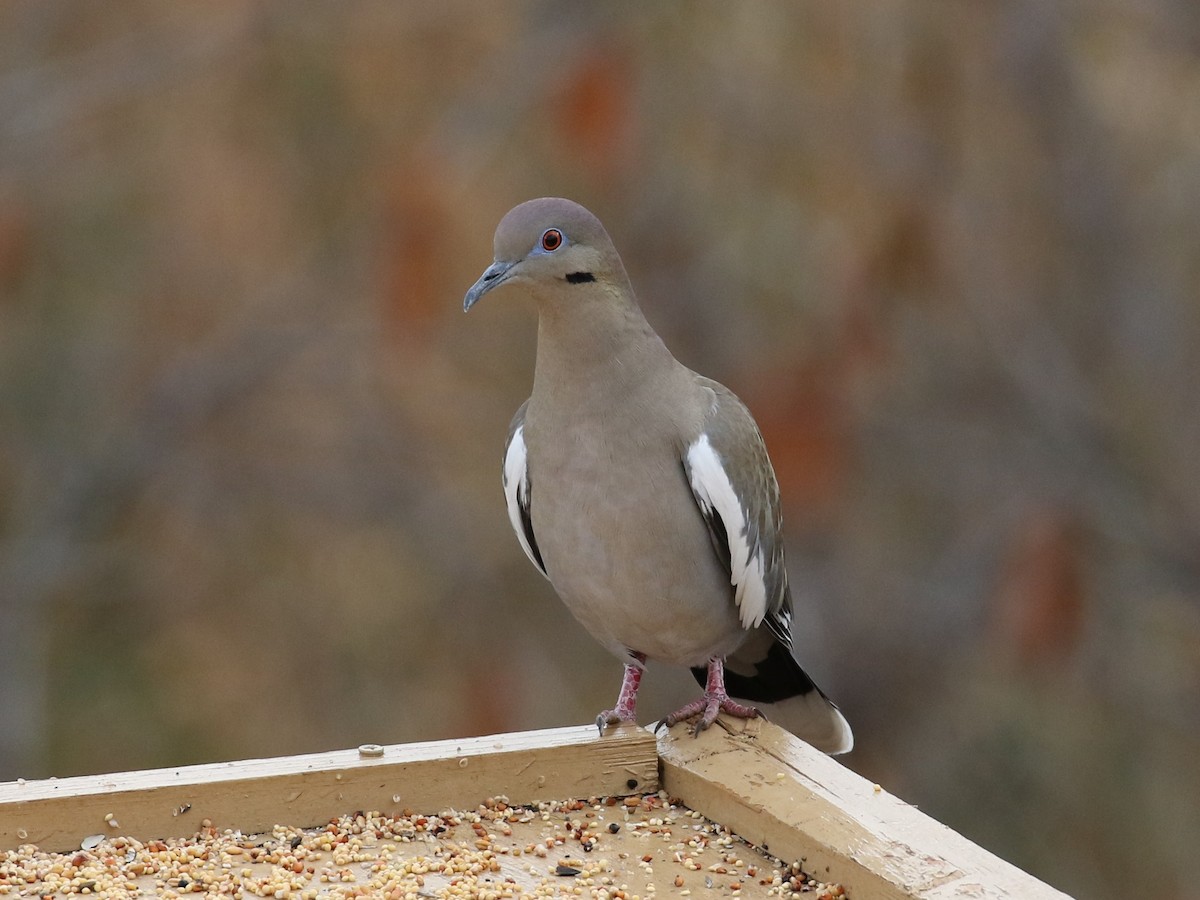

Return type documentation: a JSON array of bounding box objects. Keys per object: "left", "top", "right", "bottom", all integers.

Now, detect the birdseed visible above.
[{"left": 0, "top": 793, "right": 846, "bottom": 898}]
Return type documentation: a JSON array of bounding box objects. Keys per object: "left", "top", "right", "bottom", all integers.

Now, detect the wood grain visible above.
[
  {"left": 0, "top": 724, "right": 658, "bottom": 853},
  {"left": 657, "top": 718, "right": 1071, "bottom": 899}
]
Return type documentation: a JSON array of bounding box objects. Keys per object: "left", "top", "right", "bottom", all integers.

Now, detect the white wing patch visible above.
[
  {"left": 503, "top": 425, "right": 546, "bottom": 577},
  {"left": 686, "top": 433, "right": 768, "bottom": 629}
]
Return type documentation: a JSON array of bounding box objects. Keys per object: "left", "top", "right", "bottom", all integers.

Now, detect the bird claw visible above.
[
  {"left": 660, "top": 695, "right": 762, "bottom": 737},
  {"left": 596, "top": 710, "right": 637, "bottom": 735}
]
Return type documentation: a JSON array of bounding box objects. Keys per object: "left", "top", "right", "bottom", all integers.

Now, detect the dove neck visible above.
[{"left": 532, "top": 286, "right": 678, "bottom": 401}]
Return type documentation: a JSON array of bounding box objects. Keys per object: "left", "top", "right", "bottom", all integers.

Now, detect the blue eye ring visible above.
[{"left": 540, "top": 228, "right": 564, "bottom": 252}]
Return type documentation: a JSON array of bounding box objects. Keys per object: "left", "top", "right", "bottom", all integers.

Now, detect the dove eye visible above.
[{"left": 540, "top": 229, "right": 563, "bottom": 252}]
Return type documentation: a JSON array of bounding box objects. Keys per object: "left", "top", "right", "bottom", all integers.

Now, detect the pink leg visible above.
[
  {"left": 597, "top": 653, "right": 646, "bottom": 733},
  {"left": 661, "top": 657, "right": 761, "bottom": 735}
]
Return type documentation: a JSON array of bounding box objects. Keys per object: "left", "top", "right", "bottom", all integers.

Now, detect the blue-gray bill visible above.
[{"left": 463, "top": 260, "right": 516, "bottom": 311}]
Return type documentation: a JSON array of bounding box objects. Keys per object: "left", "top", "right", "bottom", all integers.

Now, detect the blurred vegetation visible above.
[{"left": 2, "top": 3, "right": 1199, "bottom": 897}]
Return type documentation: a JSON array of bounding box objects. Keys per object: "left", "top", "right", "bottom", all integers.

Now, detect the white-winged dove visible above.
[{"left": 464, "top": 198, "right": 852, "bottom": 754}]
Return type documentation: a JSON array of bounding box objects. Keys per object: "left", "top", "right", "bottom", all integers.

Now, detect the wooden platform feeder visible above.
[{"left": 0, "top": 720, "right": 1070, "bottom": 898}]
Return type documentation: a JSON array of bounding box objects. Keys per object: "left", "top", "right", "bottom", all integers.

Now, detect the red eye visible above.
[{"left": 540, "top": 228, "right": 563, "bottom": 252}]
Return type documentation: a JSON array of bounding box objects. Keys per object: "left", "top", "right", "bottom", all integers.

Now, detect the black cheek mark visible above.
[{"left": 565, "top": 271, "right": 596, "bottom": 284}]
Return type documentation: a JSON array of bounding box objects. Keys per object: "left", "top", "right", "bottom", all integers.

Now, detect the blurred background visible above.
[{"left": 2, "top": 2, "right": 1198, "bottom": 896}]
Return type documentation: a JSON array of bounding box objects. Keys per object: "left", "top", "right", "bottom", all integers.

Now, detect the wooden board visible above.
[
  {"left": 0, "top": 724, "right": 658, "bottom": 853},
  {"left": 657, "top": 718, "right": 1072, "bottom": 900},
  {"left": 1, "top": 718, "right": 1072, "bottom": 899}
]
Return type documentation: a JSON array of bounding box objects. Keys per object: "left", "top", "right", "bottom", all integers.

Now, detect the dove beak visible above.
[{"left": 463, "top": 260, "right": 517, "bottom": 312}]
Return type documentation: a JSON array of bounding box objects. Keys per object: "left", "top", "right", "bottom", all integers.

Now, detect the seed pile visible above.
[{"left": 0, "top": 793, "right": 846, "bottom": 898}]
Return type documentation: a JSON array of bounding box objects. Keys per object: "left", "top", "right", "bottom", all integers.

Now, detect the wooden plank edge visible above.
[
  {"left": 657, "top": 718, "right": 1073, "bottom": 900},
  {"left": 0, "top": 724, "right": 658, "bottom": 853}
]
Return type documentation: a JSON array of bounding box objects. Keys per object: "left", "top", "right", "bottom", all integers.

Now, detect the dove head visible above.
[{"left": 463, "top": 198, "right": 630, "bottom": 311}]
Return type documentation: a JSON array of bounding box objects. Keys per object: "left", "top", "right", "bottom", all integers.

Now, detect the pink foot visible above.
[
  {"left": 596, "top": 655, "right": 645, "bottom": 734},
  {"left": 659, "top": 657, "right": 762, "bottom": 736}
]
